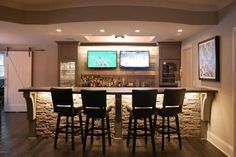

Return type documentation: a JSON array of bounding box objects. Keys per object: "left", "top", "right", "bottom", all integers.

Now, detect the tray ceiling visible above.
[{"left": 0, "top": 0, "right": 233, "bottom": 11}]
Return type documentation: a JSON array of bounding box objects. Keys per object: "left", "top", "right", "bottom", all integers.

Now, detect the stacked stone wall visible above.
[{"left": 36, "top": 92, "right": 200, "bottom": 138}]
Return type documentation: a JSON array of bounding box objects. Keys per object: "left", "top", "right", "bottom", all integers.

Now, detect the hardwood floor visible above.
[{"left": 0, "top": 111, "right": 227, "bottom": 157}]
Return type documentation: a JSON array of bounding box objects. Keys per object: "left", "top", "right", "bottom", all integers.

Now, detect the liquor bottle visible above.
[{"left": 117, "top": 77, "right": 121, "bottom": 87}]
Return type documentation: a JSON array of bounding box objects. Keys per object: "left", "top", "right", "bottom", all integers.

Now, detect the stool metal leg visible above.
[
  {"left": 79, "top": 113, "right": 84, "bottom": 143},
  {"left": 154, "top": 114, "right": 157, "bottom": 130},
  {"left": 83, "top": 115, "right": 89, "bottom": 152},
  {"left": 144, "top": 118, "right": 147, "bottom": 144},
  {"left": 127, "top": 116, "right": 132, "bottom": 146},
  {"left": 162, "top": 116, "right": 165, "bottom": 151},
  {"left": 54, "top": 114, "right": 61, "bottom": 149},
  {"left": 71, "top": 115, "right": 75, "bottom": 151},
  {"left": 167, "top": 116, "right": 170, "bottom": 142},
  {"left": 176, "top": 115, "right": 182, "bottom": 149},
  {"left": 149, "top": 116, "right": 156, "bottom": 152},
  {"left": 102, "top": 118, "right": 106, "bottom": 153},
  {"left": 132, "top": 118, "right": 137, "bottom": 154},
  {"left": 66, "top": 116, "right": 69, "bottom": 142},
  {"left": 107, "top": 116, "right": 111, "bottom": 146},
  {"left": 91, "top": 117, "right": 95, "bottom": 144}
]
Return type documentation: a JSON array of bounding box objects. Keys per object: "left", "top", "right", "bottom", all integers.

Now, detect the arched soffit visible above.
[{"left": 0, "top": 5, "right": 218, "bottom": 25}]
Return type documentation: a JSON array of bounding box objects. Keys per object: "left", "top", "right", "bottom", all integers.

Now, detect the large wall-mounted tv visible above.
[
  {"left": 120, "top": 51, "right": 150, "bottom": 68},
  {"left": 87, "top": 50, "right": 117, "bottom": 68}
]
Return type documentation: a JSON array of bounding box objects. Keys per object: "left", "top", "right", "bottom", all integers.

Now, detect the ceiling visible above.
[
  {"left": 0, "top": 0, "right": 233, "bottom": 46},
  {"left": 0, "top": 21, "right": 211, "bottom": 46},
  {"left": 0, "top": 0, "right": 233, "bottom": 11}
]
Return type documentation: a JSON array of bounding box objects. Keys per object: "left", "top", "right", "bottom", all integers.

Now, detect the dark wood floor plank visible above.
[{"left": 0, "top": 112, "right": 227, "bottom": 157}]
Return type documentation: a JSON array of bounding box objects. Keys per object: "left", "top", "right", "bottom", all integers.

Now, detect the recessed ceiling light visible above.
[
  {"left": 177, "top": 29, "right": 183, "bottom": 33},
  {"left": 56, "top": 29, "right": 62, "bottom": 32},
  {"left": 135, "top": 30, "right": 140, "bottom": 33},
  {"left": 100, "top": 29, "right": 105, "bottom": 32}
]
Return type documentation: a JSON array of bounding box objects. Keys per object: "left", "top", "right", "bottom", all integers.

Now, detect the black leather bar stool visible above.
[
  {"left": 81, "top": 90, "right": 112, "bottom": 154},
  {"left": 51, "top": 88, "right": 83, "bottom": 151},
  {"left": 154, "top": 88, "right": 186, "bottom": 151},
  {"left": 126, "top": 89, "right": 157, "bottom": 154}
]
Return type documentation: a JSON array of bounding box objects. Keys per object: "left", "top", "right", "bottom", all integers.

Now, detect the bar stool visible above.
[
  {"left": 81, "top": 90, "right": 112, "bottom": 153},
  {"left": 51, "top": 88, "right": 83, "bottom": 151},
  {"left": 126, "top": 89, "right": 157, "bottom": 154},
  {"left": 154, "top": 88, "right": 186, "bottom": 151}
]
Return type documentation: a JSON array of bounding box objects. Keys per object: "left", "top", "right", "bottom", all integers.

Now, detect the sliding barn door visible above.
[{"left": 4, "top": 51, "right": 32, "bottom": 112}]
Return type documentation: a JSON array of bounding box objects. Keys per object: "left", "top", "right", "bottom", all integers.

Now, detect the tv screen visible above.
[
  {"left": 120, "top": 51, "right": 150, "bottom": 68},
  {"left": 87, "top": 50, "right": 117, "bottom": 68}
]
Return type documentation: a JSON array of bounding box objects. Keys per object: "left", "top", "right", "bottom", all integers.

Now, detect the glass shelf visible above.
[{"left": 160, "top": 60, "right": 180, "bottom": 87}]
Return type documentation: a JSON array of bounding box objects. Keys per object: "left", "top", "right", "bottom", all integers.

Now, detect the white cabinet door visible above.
[{"left": 4, "top": 51, "right": 32, "bottom": 112}]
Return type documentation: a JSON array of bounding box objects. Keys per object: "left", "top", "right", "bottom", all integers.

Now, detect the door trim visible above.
[{"left": 232, "top": 27, "right": 236, "bottom": 157}]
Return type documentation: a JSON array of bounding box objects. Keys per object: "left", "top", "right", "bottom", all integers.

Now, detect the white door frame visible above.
[{"left": 232, "top": 27, "right": 236, "bottom": 157}]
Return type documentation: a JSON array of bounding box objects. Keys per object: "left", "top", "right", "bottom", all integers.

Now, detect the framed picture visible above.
[{"left": 198, "top": 36, "right": 220, "bottom": 81}]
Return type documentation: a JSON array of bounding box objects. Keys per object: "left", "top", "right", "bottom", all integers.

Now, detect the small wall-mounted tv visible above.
[
  {"left": 87, "top": 50, "right": 117, "bottom": 68},
  {"left": 120, "top": 51, "right": 150, "bottom": 68}
]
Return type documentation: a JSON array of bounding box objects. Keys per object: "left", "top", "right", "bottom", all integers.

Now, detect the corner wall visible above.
[
  {"left": 33, "top": 44, "right": 58, "bottom": 86},
  {"left": 182, "top": 3, "right": 236, "bottom": 157}
]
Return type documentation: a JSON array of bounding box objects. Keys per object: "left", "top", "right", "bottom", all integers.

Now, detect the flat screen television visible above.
[
  {"left": 87, "top": 50, "right": 117, "bottom": 68},
  {"left": 120, "top": 51, "right": 150, "bottom": 68}
]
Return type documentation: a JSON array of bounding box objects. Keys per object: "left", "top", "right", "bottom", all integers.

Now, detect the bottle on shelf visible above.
[
  {"left": 80, "top": 75, "right": 150, "bottom": 87},
  {"left": 117, "top": 77, "right": 121, "bottom": 87}
]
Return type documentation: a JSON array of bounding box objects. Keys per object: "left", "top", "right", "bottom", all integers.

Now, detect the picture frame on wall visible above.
[{"left": 198, "top": 36, "right": 220, "bottom": 81}]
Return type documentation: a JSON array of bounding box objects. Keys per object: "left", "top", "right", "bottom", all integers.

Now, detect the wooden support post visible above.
[
  {"left": 23, "top": 91, "right": 37, "bottom": 139},
  {"left": 200, "top": 92, "right": 215, "bottom": 139}
]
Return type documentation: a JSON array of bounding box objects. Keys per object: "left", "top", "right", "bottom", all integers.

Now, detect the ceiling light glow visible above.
[
  {"left": 177, "top": 29, "right": 183, "bottom": 33},
  {"left": 56, "top": 29, "right": 62, "bottom": 32},
  {"left": 100, "top": 29, "right": 105, "bottom": 32},
  {"left": 135, "top": 30, "right": 140, "bottom": 33}
]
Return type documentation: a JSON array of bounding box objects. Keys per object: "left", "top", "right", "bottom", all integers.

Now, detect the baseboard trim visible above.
[
  {"left": 207, "top": 131, "right": 233, "bottom": 157},
  {"left": 4, "top": 104, "right": 27, "bottom": 112}
]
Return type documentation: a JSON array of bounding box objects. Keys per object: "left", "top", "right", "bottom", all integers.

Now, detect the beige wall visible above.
[
  {"left": 182, "top": 3, "right": 236, "bottom": 157},
  {"left": 33, "top": 44, "right": 58, "bottom": 86}
]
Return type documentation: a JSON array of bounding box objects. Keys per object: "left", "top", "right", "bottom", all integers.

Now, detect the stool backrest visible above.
[
  {"left": 132, "top": 89, "right": 158, "bottom": 117},
  {"left": 163, "top": 88, "right": 186, "bottom": 111},
  {"left": 50, "top": 88, "right": 74, "bottom": 114},
  {"left": 81, "top": 90, "right": 107, "bottom": 116}
]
